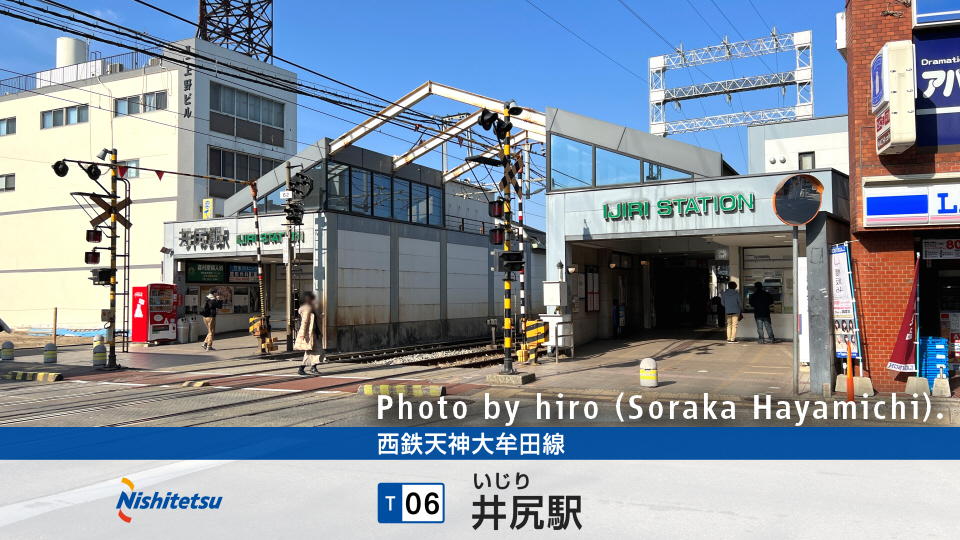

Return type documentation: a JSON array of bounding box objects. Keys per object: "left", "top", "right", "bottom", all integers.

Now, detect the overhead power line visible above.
[{"left": 524, "top": 0, "right": 646, "bottom": 82}]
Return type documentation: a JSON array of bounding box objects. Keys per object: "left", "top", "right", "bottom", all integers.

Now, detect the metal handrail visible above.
[{"left": 0, "top": 48, "right": 162, "bottom": 96}]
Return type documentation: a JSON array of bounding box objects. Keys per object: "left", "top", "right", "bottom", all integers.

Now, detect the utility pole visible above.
[
  {"left": 285, "top": 162, "right": 294, "bottom": 352},
  {"left": 106, "top": 149, "right": 119, "bottom": 369}
]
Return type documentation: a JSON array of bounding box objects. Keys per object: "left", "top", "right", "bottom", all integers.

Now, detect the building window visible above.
[
  {"left": 207, "top": 147, "right": 282, "bottom": 198},
  {"left": 115, "top": 92, "right": 166, "bottom": 116},
  {"left": 596, "top": 147, "right": 641, "bottom": 186},
  {"left": 350, "top": 168, "right": 371, "bottom": 214},
  {"left": 411, "top": 182, "right": 428, "bottom": 224},
  {"left": 117, "top": 159, "right": 140, "bottom": 178},
  {"left": 0, "top": 117, "right": 16, "bottom": 136},
  {"left": 428, "top": 187, "right": 443, "bottom": 226},
  {"left": 550, "top": 134, "right": 593, "bottom": 189},
  {"left": 372, "top": 173, "right": 392, "bottom": 218},
  {"left": 210, "top": 82, "right": 284, "bottom": 129},
  {"left": 0, "top": 174, "right": 13, "bottom": 192},
  {"left": 393, "top": 178, "right": 410, "bottom": 221},
  {"left": 644, "top": 161, "right": 691, "bottom": 182},
  {"left": 799, "top": 152, "right": 815, "bottom": 170},
  {"left": 326, "top": 163, "right": 349, "bottom": 211},
  {"left": 42, "top": 105, "right": 87, "bottom": 129}
]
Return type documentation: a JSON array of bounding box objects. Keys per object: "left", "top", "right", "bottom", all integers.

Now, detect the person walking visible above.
[
  {"left": 200, "top": 288, "right": 223, "bottom": 351},
  {"left": 295, "top": 291, "right": 323, "bottom": 376},
  {"left": 749, "top": 282, "right": 776, "bottom": 344},
  {"left": 720, "top": 282, "right": 743, "bottom": 343}
]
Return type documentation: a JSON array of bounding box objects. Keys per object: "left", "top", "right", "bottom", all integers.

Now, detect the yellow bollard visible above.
[
  {"left": 1, "top": 341, "right": 13, "bottom": 361},
  {"left": 43, "top": 343, "right": 57, "bottom": 364},
  {"left": 639, "top": 357, "right": 659, "bottom": 387}
]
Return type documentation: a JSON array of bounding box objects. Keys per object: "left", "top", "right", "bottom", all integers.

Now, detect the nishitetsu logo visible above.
[{"left": 116, "top": 477, "right": 223, "bottom": 522}]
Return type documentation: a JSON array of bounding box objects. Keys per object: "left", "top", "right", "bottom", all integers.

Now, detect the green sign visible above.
[
  {"left": 186, "top": 262, "right": 226, "bottom": 283},
  {"left": 603, "top": 193, "right": 755, "bottom": 220},
  {"left": 236, "top": 231, "right": 304, "bottom": 246}
]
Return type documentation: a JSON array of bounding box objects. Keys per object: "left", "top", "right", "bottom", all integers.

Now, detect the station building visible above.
[
  {"left": 543, "top": 108, "right": 850, "bottom": 394},
  {"left": 0, "top": 36, "right": 297, "bottom": 329},
  {"left": 162, "top": 139, "right": 547, "bottom": 353}
]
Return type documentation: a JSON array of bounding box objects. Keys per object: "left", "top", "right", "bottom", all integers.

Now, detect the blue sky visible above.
[{"left": 0, "top": 0, "right": 848, "bottom": 230}]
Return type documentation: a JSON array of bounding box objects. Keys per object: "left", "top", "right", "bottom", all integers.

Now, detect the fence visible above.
[
  {"left": 445, "top": 215, "right": 493, "bottom": 236},
  {"left": 0, "top": 49, "right": 162, "bottom": 96}
]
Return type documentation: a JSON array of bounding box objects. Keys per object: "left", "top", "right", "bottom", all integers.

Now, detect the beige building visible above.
[{"left": 0, "top": 37, "right": 297, "bottom": 330}]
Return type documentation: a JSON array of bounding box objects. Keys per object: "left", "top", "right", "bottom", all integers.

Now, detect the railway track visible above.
[{"left": 0, "top": 341, "right": 506, "bottom": 427}]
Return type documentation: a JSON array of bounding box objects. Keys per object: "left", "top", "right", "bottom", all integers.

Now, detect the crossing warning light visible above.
[
  {"left": 489, "top": 199, "right": 504, "bottom": 219},
  {"left": 84, "top": 251, "right": 100, "bottom": 265},
  {"left": 489, "top": 227, "right": 505, "bottom": 246},
  {"left": 86, "top": 229, "right": 103, "bottom": 243}
]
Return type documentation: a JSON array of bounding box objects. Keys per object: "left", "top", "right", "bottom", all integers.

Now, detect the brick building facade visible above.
[{"left": 846, "top": 1, "right": 960, "bottom": 393}]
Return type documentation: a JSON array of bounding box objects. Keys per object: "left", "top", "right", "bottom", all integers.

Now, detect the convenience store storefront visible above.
[{"left": 162, "top": 214, "right": 316, "bottom": 333}]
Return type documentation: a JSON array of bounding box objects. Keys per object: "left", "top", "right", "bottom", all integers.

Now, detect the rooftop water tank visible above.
[{"left": 56, "top": 37, "right": 88, "bottom": 68}]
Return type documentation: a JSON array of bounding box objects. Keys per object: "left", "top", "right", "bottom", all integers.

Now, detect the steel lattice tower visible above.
[{"left": 198, "top": 0, "right": 273, "bottom": 62}]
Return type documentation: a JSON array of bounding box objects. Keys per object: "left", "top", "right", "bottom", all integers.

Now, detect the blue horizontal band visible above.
[
  {"left": 1, "top": 427, "right": 958, "bottom": 460},
  {"left": 865, "top": 194, "right": 928, "bottom": 216}
]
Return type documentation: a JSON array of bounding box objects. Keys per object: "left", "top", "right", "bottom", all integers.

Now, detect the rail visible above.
[
  {"left": 0, "top": 48, "right": 162, "bottom": 96},
  {"left": 445, "top": 215, "right": 493, "bottom": 235}
]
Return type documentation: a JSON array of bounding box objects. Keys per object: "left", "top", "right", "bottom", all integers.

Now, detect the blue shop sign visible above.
[
  {"left": 871, "top": 52, "right": 885, "bottom": 111},
  {"left": 915, "top": 0, "right": 960, "bottom": 27},
  {"left": 915, "top": 28, "right": 960, "bottom": 148}
]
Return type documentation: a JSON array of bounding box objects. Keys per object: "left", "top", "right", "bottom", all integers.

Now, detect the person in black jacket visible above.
[
  {"left": 200, "top": 289, "right": 224, "bottom": 351},
  {"left": 749, "top": 282, "right": 776, "bottom": 344}
]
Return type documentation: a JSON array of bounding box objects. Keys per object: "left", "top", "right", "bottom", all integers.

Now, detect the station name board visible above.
[
  {"left": 602, "top": 193, "right": 755, "bottom": 220},
  {"left": 236, "top": 231, "right": 304, "bottom": 246}
]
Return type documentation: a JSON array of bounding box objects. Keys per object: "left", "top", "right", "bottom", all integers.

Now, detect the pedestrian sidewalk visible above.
[{"left": 433, "top": 330, "right": 810, "bottom": 403}]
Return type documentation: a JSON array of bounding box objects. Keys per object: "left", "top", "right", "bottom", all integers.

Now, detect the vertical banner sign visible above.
[
  {"left": 915, "top": 29, "right": 960, "bottom": 149},
  {"left": 888, "top": 257, "right": 920, "bottom": 372},
  {"left": 202, "top": 198, "right": 213, "bottom": 220},
  {"left": 831, "top": 245, "right": 859, "bottom": 359}
]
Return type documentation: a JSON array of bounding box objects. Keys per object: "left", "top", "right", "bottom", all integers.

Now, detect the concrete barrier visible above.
[
  {"left": 43, "top": 343, "right": 57, "bottom": 364},
  {"left": 92, "top": 344, "right": 106, "bottom": 366},
  {"left": 639, "top": 357, "right": 659, "bottom": 387},
  {"left": 1, "top": 341, "right": 13, "bottom": 361},
  {"left": 357, "top": 384, "right": 446, "bottom": 397}
]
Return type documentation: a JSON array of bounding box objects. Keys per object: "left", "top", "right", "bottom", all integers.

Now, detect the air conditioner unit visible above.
[
  {"left": 147, "top": 57, "right": 162, "bottom": 68},
  {"left": 106, "top": 63, "right": 124, "bottom": 75}
]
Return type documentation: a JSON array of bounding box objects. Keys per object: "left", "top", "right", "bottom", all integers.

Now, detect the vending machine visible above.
[{"left": 132, "top": 284, "right": 178, "bottom": 343}]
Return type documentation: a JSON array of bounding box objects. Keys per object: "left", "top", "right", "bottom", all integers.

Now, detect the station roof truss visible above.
[
  {"left": 328, "top": 81, "right": 546, "bottom": 184},
  {"left": 649, "top": 30, "right": 813, "bottom": 136}
]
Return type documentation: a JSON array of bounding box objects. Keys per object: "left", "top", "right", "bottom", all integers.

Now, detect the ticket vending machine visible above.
[{"left": 132, "top": 284, "right": 178, "bottom": 343}]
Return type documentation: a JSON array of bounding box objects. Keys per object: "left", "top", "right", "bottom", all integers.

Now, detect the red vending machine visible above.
[{"left": 132, "top": 284, "right": 178, "bottom": 343}]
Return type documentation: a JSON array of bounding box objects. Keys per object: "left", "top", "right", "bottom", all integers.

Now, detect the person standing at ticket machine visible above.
[{"left": 200, "top": 289, "right": 224, "bottom": 351}]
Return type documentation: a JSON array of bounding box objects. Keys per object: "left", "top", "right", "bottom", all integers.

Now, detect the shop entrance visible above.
[{"left": 650, "top": 257, "right": 712, "bottom": 329}]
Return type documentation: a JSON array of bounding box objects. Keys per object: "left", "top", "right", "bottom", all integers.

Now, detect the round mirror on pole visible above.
[{"left": 773, "top": 173, "right": 824, "bottom": 226}]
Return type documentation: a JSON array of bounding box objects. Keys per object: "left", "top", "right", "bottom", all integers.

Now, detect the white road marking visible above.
[
  {"left": 98, "top": 382, "right": 148, "bottom": 387},
  {"left": 0, "top": 460, "right": 230, "bottom": 529},
  {"left": 322, "top": 376, "right": 370, "bottom": 380},
  {"left": 242, "top": 388, "right": 299, "bottom": 393}
]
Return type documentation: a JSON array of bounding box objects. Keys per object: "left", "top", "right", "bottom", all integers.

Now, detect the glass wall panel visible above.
[
  {"left": 264, "top": 186, "right": 286, "bottom": 214},
  {"left": 550, "top": 134, "right": 593, "bottom": 189},
  {"left": 644, "top": 162, "right": 691, "bottom": 182},
  {"left": 411, "top": 183, "right": 428, "bottom": 224},
  {"left": 326, "top": 163, "right": 349, "bottom": 211},
  {"left": 372, "top": 173, "right": 392, "bottom": 218},
  {"left": 350, "top": 168, "right": 371, "bottom": 214},
  {"left": 428, "top": 186, "right": 443, "bottom": 226},
  {"left": 596, "top": 147, "right": 641, "bottom": 186},
  {"left": 393, "top": 178, "right": 410, "bottom": 221},
  {"left": 301, "top": 166, "right": 323, "bottom": 211}
]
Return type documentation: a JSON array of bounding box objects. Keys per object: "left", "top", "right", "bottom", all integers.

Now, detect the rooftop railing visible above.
[{"left": 0, "top": 48, "right": 162, "bottom": 97}]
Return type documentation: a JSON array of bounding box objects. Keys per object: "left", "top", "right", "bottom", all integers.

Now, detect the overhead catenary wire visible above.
[
  {"left": 0, "top": 2, "right": 546, "bottom": 173},
  {"left": 0, "top": 1, "right": 519, "bottom": 157}
]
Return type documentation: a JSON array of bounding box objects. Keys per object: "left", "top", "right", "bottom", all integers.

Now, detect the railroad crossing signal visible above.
[
  {"left": 89, "top": 194, "right": 133, "bottom": 229},
  {"left": 499, "top": 251, "right": 523, "bottom": 272}
]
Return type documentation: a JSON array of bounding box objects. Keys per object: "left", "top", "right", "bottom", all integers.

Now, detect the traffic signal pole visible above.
[
  {"left": 106, "top": 149, "right": 119, "bottom": 369},
  {"left": 502, "top": 105, "right": 515, "bottom": 376}
]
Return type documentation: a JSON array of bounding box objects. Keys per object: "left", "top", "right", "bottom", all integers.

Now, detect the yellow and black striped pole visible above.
[
  {"left": 106, "top": 149, "right": 119, "bottom": 369},
  {"left": 501, "top": 104, "right": 514, "bottom": 375}
]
